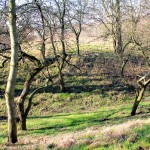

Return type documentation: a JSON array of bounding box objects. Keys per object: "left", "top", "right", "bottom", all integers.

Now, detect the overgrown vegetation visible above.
[
  {"left": 0, "top": 49, "right": 150, "bottom": 149},
  {"left": 0, "top": 0, "right": 149, "bottom": 149}
]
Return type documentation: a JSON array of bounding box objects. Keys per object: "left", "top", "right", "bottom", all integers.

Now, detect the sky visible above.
[{"left": 16, "top": 0, "right": 31, "bottom": 5}]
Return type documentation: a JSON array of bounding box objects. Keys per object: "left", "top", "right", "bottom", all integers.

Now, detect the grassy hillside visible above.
[
  {"left": 0, "top": 102, "right": 150, "bottom": 149},
  {"left": 0, "top": 47, "right": 150, "bottom": 149}
]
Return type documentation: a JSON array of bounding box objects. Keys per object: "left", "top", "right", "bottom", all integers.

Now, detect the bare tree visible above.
[
  {"left": 17, "top": 52, "right": 55, "bottom": 130},
  {"left": 68, "top": 0, "right": 88, "bottom": 56},
  {"left": 34, "top": 0, "right": 47, "bottom": 61},
  {"left": 5, "top": 0, "right": 18, "bottom": 143},
  {"left": 122, "top": 0, "right": 150, "bottom": 115},
  {"left": 131, "top": 73, "right": 150, "bottom": 116},
  {"left": 45, "top": 0, "right": 69, "bottom": 92}
]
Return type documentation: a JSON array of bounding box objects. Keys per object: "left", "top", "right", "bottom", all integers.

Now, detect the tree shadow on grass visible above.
[
  {"left": 27, "top": 110, "right": 120, "bottom": 131},
  {"left": 25, "top": 107, "right": 150, "bottom": 137},
  {"left": 28, "top": 112, "right": 150, "bottom": 136},
  {"left": 0, "top": 116, "right": 7, "bottom": 121},
  {"left": 42, "top": 81, "right": 132, "bottom": 96}
]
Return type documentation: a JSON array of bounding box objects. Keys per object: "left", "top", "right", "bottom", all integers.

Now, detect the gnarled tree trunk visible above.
[
  {"left": 17, "top": 57, "right": 55, "bottom": 130},
  {"left": 131, "top": 76, "right": 150, "bottom": 116},
  {"left": 17, "top": 66, "right": 44, "bottom": 130},
  {"left": 131, "top": 87, "right": 145, "bottom": 116}
]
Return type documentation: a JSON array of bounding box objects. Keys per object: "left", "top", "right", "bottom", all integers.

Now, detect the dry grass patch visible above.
[
  {"left": 101, "top": 119, "right": 144, "bottom": 140},
  {"left": 49, "top": 118, "right": 149, "bottom": 149},
  {"left": 3, "top": 118, "right": 149, "bottom": 149}
]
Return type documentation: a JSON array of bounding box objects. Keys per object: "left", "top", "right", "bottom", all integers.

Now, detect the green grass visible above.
[
  {"left": 0, "top": 101, "right": 150, "bottom": 149},
  {"left": 0, "top": 48, "right": 150, "bottom": 149},
  {"left": 79, "top": 43, "right": 113, "bottom": 53}
]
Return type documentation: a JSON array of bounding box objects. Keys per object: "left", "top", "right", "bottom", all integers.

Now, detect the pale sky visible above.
[{"left": 16, "top": 0, "right": 31, "bottom": 5}]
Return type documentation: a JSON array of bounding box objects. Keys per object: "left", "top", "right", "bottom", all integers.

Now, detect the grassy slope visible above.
[
  {"left": 0, "top": 45, "right": 150, "bottom": 149},
  {"left": 0, "top": 101, "right": 150, "bottom": 149}
]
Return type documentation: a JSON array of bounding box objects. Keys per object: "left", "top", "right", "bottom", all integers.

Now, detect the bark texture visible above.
[
  {"left": 115, "top": 0, "right": 123, "bottom": 55},
  {"left": 5, "top": 0, "right": 18, "bottom": 143},
  {"left": 131, "top": 76, "right": 150, "bottom": 116}
]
